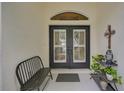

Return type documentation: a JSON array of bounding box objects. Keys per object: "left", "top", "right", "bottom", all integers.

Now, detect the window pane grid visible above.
[
  {"left": 54, "top": 29, "right": 66, "bottom": 63},
  {"left": 73, "top": 29, "right": 86, "bottom": 63}
]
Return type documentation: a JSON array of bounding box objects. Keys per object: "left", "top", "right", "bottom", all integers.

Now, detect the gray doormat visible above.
[{"left": 56, "top": 73, "right": 80, "bottom": 82}]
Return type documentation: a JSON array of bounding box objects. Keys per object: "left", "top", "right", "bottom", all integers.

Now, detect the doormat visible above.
[{"left": 56, "top": 73, "right": 80, "bottom": 82}]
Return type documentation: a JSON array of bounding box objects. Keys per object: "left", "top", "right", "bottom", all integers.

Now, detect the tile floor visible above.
[{"left": 43, "top": 69, "right": 100, "bottom": 91}]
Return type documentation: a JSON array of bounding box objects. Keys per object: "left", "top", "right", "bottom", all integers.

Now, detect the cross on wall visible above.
[{"left": 104, "top": 25, "right": 116, "bottom": 49}]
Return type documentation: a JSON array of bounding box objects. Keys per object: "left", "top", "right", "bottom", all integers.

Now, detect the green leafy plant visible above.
[
  {"left": 104, "top": 67, "right": 117, "bottom": 79},
  {"left": 91, "top": 54, "right": 123, "bottom": 85},
  {"left": 91, "top": 62, "right": 101, "bottom": 73},
  {"left": 92, "top": 54, "right": 105, "bottom": 63},
  {"left": 104, "top": 67, "right": 122, "bottom": 84},
  {"left": 117, "top": 76, "right": 123, "bottom": 84},
  {"left": 91, "top": 54, "right": 105, "bottom": 73}
]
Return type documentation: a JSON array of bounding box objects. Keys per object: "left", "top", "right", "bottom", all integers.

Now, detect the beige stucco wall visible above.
[{"left": 2, "top": 2, "right": 98, "bottom": 90}]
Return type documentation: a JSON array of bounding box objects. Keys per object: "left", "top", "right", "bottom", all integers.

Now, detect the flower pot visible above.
[{"left": 106, "top": 73, "right": 113, "bottom": 81}]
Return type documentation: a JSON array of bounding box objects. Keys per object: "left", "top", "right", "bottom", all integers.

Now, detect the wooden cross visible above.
[{"left": 104, "top": 25, "right": 116, "bottom": 49}]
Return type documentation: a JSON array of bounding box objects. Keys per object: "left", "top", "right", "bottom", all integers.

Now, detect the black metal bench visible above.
[{"left": 16, "top": 56, "right": 53, "bottom": 91}]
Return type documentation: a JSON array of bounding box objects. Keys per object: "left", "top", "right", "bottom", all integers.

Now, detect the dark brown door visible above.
[{"left": 49, "top": 25, "right": 90, "bottom": 68}]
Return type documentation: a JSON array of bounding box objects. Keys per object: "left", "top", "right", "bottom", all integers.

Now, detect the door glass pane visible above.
[
  {"left": 59, "top": 32, "right": 66, "bottom": 46},
  {"left": 55, "top": 32, "right": 60, "bottom": 45},
  {"left": 55, "top": 47, "right": 66, "bottom": 61},
  {"left": 80, "top": 31, "right": 85, "bottom": 45},
  {"left": 54, "top": 30, "right": 66, "bottom": 45},
  {"left": 74, "top": 32, "right": 79, "bottom": 46},
  {"left": 74, "top": 47, "right": 85, "bottom": 62},
  {"left": 73, "top": 29, "right": 85, "bottom": 63},
  {"left": 54, "top": 29, "right": 66, "bottom": 63}
]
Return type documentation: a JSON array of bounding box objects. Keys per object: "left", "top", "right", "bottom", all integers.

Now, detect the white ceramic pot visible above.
[{"left": 106, "top": 73, "right": 113, "bottom": 81}]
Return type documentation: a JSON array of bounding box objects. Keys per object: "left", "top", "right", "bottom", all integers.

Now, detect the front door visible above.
[{"left": 49, "top": 25, "right": 90, "bottom": 68}]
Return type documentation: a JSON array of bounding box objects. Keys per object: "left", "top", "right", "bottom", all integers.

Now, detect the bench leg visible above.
[
  {"left": 49, "top": 70, "right": 53, "bottom": 80},
  {"left": 42, "top": 77, "right": 51, "bottom": 91}
]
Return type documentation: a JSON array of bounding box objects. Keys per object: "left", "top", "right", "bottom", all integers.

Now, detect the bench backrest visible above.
[{"left": 16, "top": 56, "right": 44, "bottom": 86}]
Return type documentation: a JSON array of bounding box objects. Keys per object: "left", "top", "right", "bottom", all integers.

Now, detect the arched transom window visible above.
[{"left": 51, "top": 12, "right": 88, "bottom": 20}]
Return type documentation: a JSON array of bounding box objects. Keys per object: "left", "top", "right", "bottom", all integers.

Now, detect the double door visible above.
[{"left": 49, "top": 25, "right": 90, "bottom": 68}]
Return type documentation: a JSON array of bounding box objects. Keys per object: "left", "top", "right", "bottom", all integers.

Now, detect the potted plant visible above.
[
  {"left": 91, "top": 62, "right": 101, "bottom": 73},
  {"left": 104, "top": 67, "right": 117, "bottom": 81},
  {"left": 92, "top": 54, "right": 105, "bottom": 62},
  {"left": 91, "top": 54, "right": 123, "bottom": 85},
  {"left": 91, "top": 54, "right": 105, "bottom": 74},
  {"left": 104, "top": 67, "right": 123, "bottom": 84}
]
